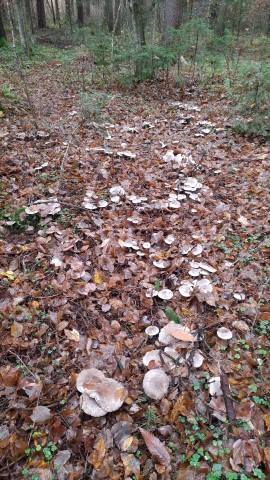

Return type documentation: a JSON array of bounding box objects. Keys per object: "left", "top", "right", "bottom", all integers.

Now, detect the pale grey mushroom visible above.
[
  {"left": 80, "top": 393, "right": 107, "bottom": 417},
  {"left": 143, "top": 369, "right": 169, "bottom": 400}
]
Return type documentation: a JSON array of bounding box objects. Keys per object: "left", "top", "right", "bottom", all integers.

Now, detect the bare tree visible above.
[
  {"left": 13, "top": 0, "right": 30, "bottom": 55},
  {"left": 55, "top": 0, "right": 61, "bottom": 26},
  {"left": 36, "top": 0, "right": 46, "bottom": 28},
  {"left": 65, "top": 0, "right": 72, "bottom": 31},
  {"left": 163, "top": 0, "right": 183, "bottom": 43}
]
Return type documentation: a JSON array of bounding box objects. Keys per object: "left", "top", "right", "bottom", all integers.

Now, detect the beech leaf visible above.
[{"left": 139, "top": 427, "right": 171, "bottom": 467}]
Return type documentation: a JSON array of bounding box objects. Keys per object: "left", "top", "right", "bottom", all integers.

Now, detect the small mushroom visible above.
[
  {"left": 145, "top": 326, "right": 159, "bottom": 337},
  {"left": 157, "top": 289, "right": 173, "bottom": 300},
  {"left": 179, "top": 280, "right": 194, "bottom": 297},
  {"left": 217, "top": 327, "right": 233, "bottom": 340},
  {"left": 192, "top": 351, "right": 204, "bottom": 368},
  {"left": 143, "top": 369, "right": 169, "bottom": 400},
  {"left": 208, "top": 376, "right": 223, "bottom": 396},
  {"left": 233, "top": 293, "right": 245, "bottom": 301}
]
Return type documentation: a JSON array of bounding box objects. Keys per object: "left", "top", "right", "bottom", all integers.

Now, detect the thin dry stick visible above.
[{"left": 55, "top": 125, "right": 79, "bottom": 194}]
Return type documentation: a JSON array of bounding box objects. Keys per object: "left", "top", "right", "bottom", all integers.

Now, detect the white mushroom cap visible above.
[
  {"left": 192, "top": 351, "right": 204, "bottom": 368},
  {"left": 80, "top": 393, "right": 107, "bottom": 417},
  {"left": 233, "top": 293, "right": 245, "bottom": 301},
  {"left": 217, "top": 327, "right": 233, "bottom": 340},
  {"left": 179, "top": 280, "right": 194, "bottom": 297},
  {"left": 157, "top": 289, "right": 173, "bottom": 300},
  {"left": 76, "top": 368, "right": 105, "bottom": 393},
  {"left": 143, "top": 369, "right": 169, "bottom": 400},
  {"left": 85, "top": 378, "right": 128, "bottom": 413},
  {"left": 145, "top": 326, "right": 160, "bottom": 337},
  {"left": 143, "top": 350, "right": 162, "bottom": 368},
  {"left": 158, "top": 324, "right": 177, "bottom": 345},
  {"left": 209, "top": 376, "right": 223, "bottom": 396},
  {"left": 77, "top": 368, "right": 127, "bottom": 415}
]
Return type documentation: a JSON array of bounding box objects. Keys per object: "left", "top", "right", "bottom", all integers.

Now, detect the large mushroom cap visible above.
[
  {"left": 87, "top": 378, "right": 128, "bottom": 413},
  {"left": 77, "top": 368, "right": 127, "bottom": 416},
  {"left": 80, "top": 393, "right": 107, "bottom": 417},
  {"left": 76, "top": 368, "right": 105, "bottom": 393},
  {"left": 143, "top": 369, "right": 169, "bottom": 400}
]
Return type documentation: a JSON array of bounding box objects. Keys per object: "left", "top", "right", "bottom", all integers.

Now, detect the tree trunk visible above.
[
  {"left": 84, "top": 0, "right": 90, "bottom": 23},
  {"left": 0, "top": 3, "right": 7, "bottom": 44},
  {"left": 25, "top": 0, "right": 34, "bottom": 33},
  {"left": 13, "top": 0, "right": 30, "bottom": 55},
  {"left": 105, "top": 0, "right": 122, "bottom": 34},
  {"left": 36, "top": 0, "right": 46, "bottom": 28},
  {"left": 55, "top": 0, "right": 61, "bottom": 27},
  {"left": 163, "top": 0, "right": 183, "bottom": 43},
  {"left": 217, "top": 0, "right": 228, "bottom": 36},
  {"left": 65, "top": 0, "right": 72, "bottom": 31},
  {"left": 128, "top": 0, "right": 145, "bottom": 49},
  {"left": 77, "top": 0, "right": 84, "bottom": 27}
]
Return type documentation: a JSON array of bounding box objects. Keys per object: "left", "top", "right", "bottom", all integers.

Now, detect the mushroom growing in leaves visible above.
[
  {"left": 76, "top": 368, "right": 128, "bottom": 417},
  {"left": 143, "top": 369, "right": 170, "bottom": 400}
]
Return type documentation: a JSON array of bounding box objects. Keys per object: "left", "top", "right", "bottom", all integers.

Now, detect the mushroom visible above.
[
  {"left": 80, "top": 393, "right": 106, "bottom": 417},
  {"left": 217, "top": 327, "right": 233, "bottom": 340},
  {"left": 143, "top": 369, "right": 169, "bottom": 400},
  {"left": 179, "top": 280, "right": 194, "bottom": 297},
  {"left": 208, "top": 376, "right": 223, "bottom": 396},
  {"left": 76, "top": 368, "right": 105, "bottom": 393},
  {"left": 76, "top": 368, "right": 128, "bottom": 416},
  {"left": 145, "top": 326, "right": 159, "bottom": 337},
  {"left": 143, "top": 350, "right": 162, "bottom": 368},
  {"left": 157, "top": 289, "right": 173, "bottom": 300}
]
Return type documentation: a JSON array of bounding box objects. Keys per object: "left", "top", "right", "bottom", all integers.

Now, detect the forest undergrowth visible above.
[{"left": 0, "top": 54, "right": 270, "bottom": 480}]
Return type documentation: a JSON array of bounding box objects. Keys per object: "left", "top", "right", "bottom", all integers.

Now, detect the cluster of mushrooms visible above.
[{"left": 77, "top": 323, "right": 234, "bottom": 416}]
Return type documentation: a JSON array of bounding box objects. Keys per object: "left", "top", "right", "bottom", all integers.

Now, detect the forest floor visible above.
[{"left": 0, "top": 57, "right": 270, "bottom": 480}]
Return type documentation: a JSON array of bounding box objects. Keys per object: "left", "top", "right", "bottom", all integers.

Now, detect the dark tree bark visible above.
[
  {"left": 77, "top": 0, "right": 84, "bottom": 27},
  {"left": 0, "top": 4, "right": 7, "bottom": 44},
  {"left": 36, "top": 0, "right": 46, "bottom": 28},
  {"left": 55, "top": 0, "right": 61, "bottom": 27},
  {"left": 163, "top": 0, "right": 183, "bottom": 43}
]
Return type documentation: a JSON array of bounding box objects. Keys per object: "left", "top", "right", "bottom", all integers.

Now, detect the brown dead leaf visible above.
[
  {"left": 30, "top": 406, "right": 52, "bottom": 424},
  {"left": 165, "top": 324, "right": 196, "bottom": 342},
  {"left": 170, "top": 393, "right": 194, "bottom": 422},
  {"left": 89, "top": 437, "right": 106, "bottom": 469},
  {"left": 64, "top": 328, "right": 80, "bottom": 342},
  {"left": 11, "top": 320, "right": 23, "bottom": 338},
  {"left": 139, "top": 427, "right": 171, "bottom": 467}
]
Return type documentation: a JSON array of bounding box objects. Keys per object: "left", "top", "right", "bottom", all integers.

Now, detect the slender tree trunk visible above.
[
  {"left": 84, "top": 0, "right": 90, "bottom": 23},
  {"left": 217, "top": 0, "right": 228, "bottom": 37},
  {"left": 55, "top": 0, "right": 61, "bottom": 27},
  {"left": 13, "top": 0, "right": 30, "bottom": 55},
  {"left": 51, "top": 0, "right": 56, "bottom": 24},
  {"left": 25, "top": 0, "right": 34, "bottom": 33},
  {"left": 65, "top": 0, "right": 72, "bottom": 31},
  {"left": 0, "top": 3, "right": 7, "bottom": 44},
  {"left": 77, "top": 0, "right": 83, "bottom": 27},
  {"left": 163, "top": 0, "right": 183, "bottom": 44},
  {"left": 105, "top": 0, "right": 122, "bottom": 34},
  {"left": 36, "top": 0, "right": 46, "bottom": 28}
]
